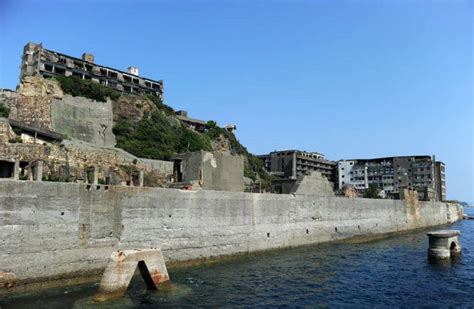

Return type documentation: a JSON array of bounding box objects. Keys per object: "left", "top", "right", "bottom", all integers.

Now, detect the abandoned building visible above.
[
  {"left": 258, "top": 150, "right": 337, "bottom": 193},
  {"left": 175, "top": 110, "right": 207, "bottom": 133},
  {"left": 337, "top": 156, "right": 446, "bottom": 201},
  {"left": 0, "top": 116, "right": 172, "bottom": 187},
  {"left": 171, "top": 150, "right": 244, "bottom": 192},
  {"left": 20, "top": 42, "right": 164, "bottom": 98}
]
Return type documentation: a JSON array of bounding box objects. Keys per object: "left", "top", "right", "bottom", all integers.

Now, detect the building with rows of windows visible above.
[
  {"left": 337, "top": 155, "right": 446, "bottom": 201},
  {"left": 20, "top": 42, "right": 163, "bottom": 98}
]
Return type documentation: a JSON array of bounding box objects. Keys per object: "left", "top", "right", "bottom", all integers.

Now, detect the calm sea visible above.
[{"left": 1, "top": 208, "right": 473, "bottom": 308}]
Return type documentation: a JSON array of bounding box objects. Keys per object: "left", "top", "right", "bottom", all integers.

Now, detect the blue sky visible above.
[{"left": 0, "top": 0, "right": 472, "bottom": 202}]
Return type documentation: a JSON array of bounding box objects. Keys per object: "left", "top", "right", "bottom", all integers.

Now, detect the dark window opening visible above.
[
  {"left": 0, "top": 161, "right": 14, "bottom": 178},
  {"left": 108, "top": 71, "right": 118, "bottom": 79},
  {"left": 54, "top": 67, "right": 66, "bottom": 75},
  {"left": 44, "top": 64, "right": 53, "bottom": 72},
  {"left": 133, "top": 78, "right": 139, "bottom": 85},
  {"left": 123, "top": 75, "right": 132, "bottom": 83},
  {"left": 173, "top": 160, "right": 183, "bottom": 182}
]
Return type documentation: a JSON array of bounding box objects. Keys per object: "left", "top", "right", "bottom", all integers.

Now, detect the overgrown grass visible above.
[{"left": 55, "top": 76, "right": 121, "bottom": 102}]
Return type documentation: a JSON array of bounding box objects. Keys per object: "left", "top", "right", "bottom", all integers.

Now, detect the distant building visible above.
[
  {"left": 174, "top": 110, "right": 206, "bottom": 133},
  {"left": 336, "top": 155, "right": 446, "bottom": 201},
  {"left": 20, "top": 42, "right": 164, "bottom": 98},
  {"left": 258, "top": 150, "right": 337, "bottom": 193}
]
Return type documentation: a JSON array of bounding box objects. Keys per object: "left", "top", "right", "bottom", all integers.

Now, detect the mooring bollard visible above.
[
  {"left": 427, "top": 230, "right": 461, "bottom": 259},
  {"left": 94, "top": 248, "right": 170, "bottom": 302}
]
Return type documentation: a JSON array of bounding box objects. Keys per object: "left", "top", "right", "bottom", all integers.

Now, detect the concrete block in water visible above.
[
  {"left": 94, "top": 249, "right": 169, "bottom": 301},
  {"left": 427, "top": 230, "right": 461, "bottom": 259}
]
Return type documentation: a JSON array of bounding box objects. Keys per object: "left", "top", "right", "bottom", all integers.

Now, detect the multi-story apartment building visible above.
[
  {"left": 337, "top": 155, "right": 446, "bottom": 201},
  {"left": 258, "top": 150, "right": 336, "bottom": 193},
  {"left": 20, "top": 42, "right": 163, "bottom": 98}
]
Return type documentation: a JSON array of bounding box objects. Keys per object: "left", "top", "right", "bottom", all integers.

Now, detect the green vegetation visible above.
[
  {"left": 0, "top": 104, "right": 10, "bottom": 118},
  {"left": 113, "top": 102, "right": 271, "bottom": 190},
  {"left": 8, "top": 136, "right": 23, "bottom": 143},
  {"left": 364, "top": 184, "right": 381, "bottom": 199},
  {"left": 55, "top": 76, "right": 121, "bottom": 102},
  {"left": 114, "top": 111, "right": 212, "bottom": 160}
]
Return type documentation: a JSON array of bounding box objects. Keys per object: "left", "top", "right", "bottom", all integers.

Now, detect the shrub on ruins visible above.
[
  {"left": 0, "top": 103, "right": 10, "bottom": 117},
  {"left": 55, "top": 76, "right": 121, "bottom": 102},
  {"left": 114, "top": 111, "right": 212, "bottom": 160},
  {"left": 364, "top": 184, "right": 381, "bottom": 199}
]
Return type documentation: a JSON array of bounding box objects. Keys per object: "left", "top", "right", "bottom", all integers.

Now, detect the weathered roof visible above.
[{"left": 9, "top": 119, "right": 64, "bottom": 141}]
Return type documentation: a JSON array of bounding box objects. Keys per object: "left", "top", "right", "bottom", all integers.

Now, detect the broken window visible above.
[
  {"left": 72, "top": 71, "right": 83, "bottom": 78},
  {"left": 44, "top": 64, "right": 53, "bottom": 72},
  {"left": 58, "top": 57, "right": 66, "bottom": 64},
  {"left": 123, "top": 85, "right": 131, "bottom": 92},
  {"left": 73, "top": 61, "right": 84, "bottom": 69},
  {"left": 54, "top": 67, "right": 66, "bottom": 75},
  {"left": 85, "top": 64, "right": 93, "bottom": 72},
  {"left": 152, "top": 83, "right": 160, "bottom": 90},
  {"left": 145, "top": 81, "right": 151, "bottom": 88},
  {"left": 132, "top": 78, "right": 139, "bottom": 85},
  {"left": 100, "top": 68, "right": 107, "bottom": 76},
  {"left": 108, "top": 71, "right": 118, "bottom": 79},
  {"left": 123, "top": 75, "right": 132, "bottom": 83}
]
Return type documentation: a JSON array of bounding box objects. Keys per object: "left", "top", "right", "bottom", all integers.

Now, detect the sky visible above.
[{"left": 0, "top": 0, "right": 472, "bottom": 202}]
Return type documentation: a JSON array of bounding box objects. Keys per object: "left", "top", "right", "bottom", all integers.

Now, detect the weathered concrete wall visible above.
[
  {"left": 175, "top": 151, "right": 244, "bottom": 192},
  {"left": 0, "top": 180, "right": 462, "bottom": 294},
  {"left": 51, "top": 95, "right": 116, "bottom": 147}
]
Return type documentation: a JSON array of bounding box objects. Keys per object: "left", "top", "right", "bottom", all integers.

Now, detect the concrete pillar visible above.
[
  {"left": 13, "top": 160, "right": 19, "bottom": 180},
  {"left": 27, "top": 164, "right": 33, "bottom": 181},
  {"left": 364, "top": 163, "right": 368, "bottom": 189},
  {"left": 93, "top": 165, "right": 99, "bottom": 185},
  {"left": 94, "top": 249, "right": 169, "bottom": 302},
  {"left": 139, "top": 170, "right": 144, "bottom": 187},
  {"left": 427, "top": 230, "right": 461, "bottom": 259},
  {"left": 35, "top": 161, "right": 43, "bottom": 181},
  {"left": 292, "top": 152, "right": 297, "bottom": 180}
]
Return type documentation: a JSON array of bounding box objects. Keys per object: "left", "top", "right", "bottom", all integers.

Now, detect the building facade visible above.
[
  {"left": 337, "top": 156, "right": 446, "bottom": 201},
  {"left": 258, "top": 150, "right": 337, "bottom": 193},
  {"left": 20, "top": 42, "right": 163, "bottom": 98}
]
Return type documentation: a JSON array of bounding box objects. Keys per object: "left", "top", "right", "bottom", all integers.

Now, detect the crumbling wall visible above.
[
  {"left": 176, "top": 150, "right": 244, "bottom": 192},
  {"left": 10, "top": 76, "right": 63, "bottom": 130},
  {"left": 51, "top": 95, "right": 116, "bottom": 147},
  {"left": 0, "top": 136, "right": 172, "bottom": 184}
]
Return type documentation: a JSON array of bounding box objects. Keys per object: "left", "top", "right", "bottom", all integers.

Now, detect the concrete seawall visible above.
[{"left": 0, "top": 180, "right": 462, "bottom": 294}]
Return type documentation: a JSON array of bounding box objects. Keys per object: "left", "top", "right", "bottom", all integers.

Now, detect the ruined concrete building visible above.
[
  {"left": 258, "top": 150, "right": 337, "bottom": 193},
  {"left": 171, "top": 150, "right": 244, "bottom": 192},
  {"left": 337, "top": 156, "right": 446, "bottom": 201},
  {"left": 20, "top": 42, "right": 163, "bottom": 98},
  {"left": 175, "top": 110, "right": 207, "bottom": 133}
]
